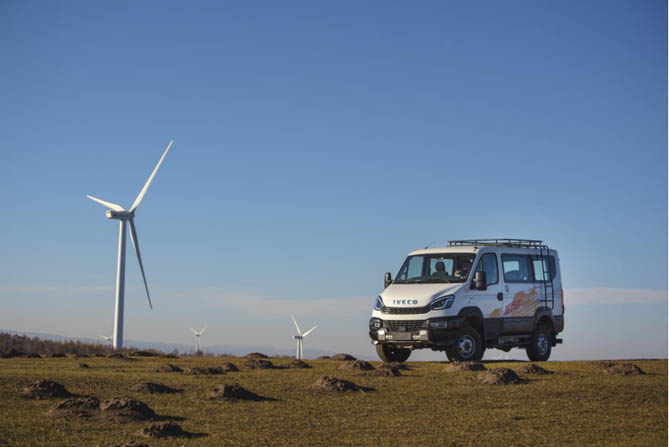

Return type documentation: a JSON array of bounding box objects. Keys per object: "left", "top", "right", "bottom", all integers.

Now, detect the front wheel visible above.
[
  {"left": 446, "top": 326, "right": 484, "bottom": 362},
  {"left": 376, "top": 344, "right": 411, "bottom": 363},
  {"left": 526, "top": 325, "right": 552, "bottom": 361}
]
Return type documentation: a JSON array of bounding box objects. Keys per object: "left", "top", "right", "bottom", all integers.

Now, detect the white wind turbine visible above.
[
  {"left": 87, "top": 141, "right": 173, "bottom": 350},
  {"left": 291, "top": 315, "right": 317, "bottom": 359},
  {"left": 190, "top": 326, "right": 207, "bottom": 353}
]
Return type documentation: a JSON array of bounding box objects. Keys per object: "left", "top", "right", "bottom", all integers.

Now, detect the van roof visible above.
[
  {"left": 408, "top": 243, "right": 558, "bottom": 257},
  {"left": 409, "top": 246, "right": 479, "bottom": 256}
]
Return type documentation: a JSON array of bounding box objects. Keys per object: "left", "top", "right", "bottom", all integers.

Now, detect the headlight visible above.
[
  {"left": 430, "top": 295, "right": 455, "bottom": 310},
  {"left": 369, "top": 318, "right": 382, "bottom": 329},
  {"left": 374, "top": 296, "right": 384, "bottom": 310}
]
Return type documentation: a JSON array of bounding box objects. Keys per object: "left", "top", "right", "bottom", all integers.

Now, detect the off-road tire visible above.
[
  {"left": 446, "top": 326, "right": 484, "bottom": 362},
  {"left": 526, "top": 325, "right": 552, "bottom": 362},
  {"left": 376, "top": 344, "right": 411, "bottom": 363}
]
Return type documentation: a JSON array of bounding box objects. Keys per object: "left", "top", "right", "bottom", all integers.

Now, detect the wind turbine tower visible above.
[
  {"left": 87, "top": 141, "right": 172, "bottom": 350},
  {"left": 291, "top": 315, "right": 317, "bottom": 359},
  {"left": 191, "top": 326, "right": 207, "bottom": 354}
]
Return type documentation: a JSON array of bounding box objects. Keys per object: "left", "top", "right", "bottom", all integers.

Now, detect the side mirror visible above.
[
  {"left": 473, "top": 271, "right": 487, "bottom": 290},
  {"left": 384, "top": 272, "right": 392, "bottom": 289}
]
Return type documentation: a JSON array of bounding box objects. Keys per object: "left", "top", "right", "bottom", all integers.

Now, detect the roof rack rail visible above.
[{"left": 448, "top": 239, "right": 548, "bottom": 249}]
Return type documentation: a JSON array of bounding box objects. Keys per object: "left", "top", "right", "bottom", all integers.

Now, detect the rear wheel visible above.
[
  {"left": 376, "top": 344, "right": 411, "bottom": 363},
  {"left": 446, "top": 326, "right": 484, "bottom": 362},
  {"left": 526, "top": 325, "right": 552, "bottom": 361}
]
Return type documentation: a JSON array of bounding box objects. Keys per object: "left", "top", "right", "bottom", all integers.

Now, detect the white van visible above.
[{"left": 369, "top": 239, "right": 564, "bottom": 362}]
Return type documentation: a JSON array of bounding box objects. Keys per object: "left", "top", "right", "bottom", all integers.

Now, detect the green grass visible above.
[{"left": 0, "top": 356, "right": 666, "bottom": 446}]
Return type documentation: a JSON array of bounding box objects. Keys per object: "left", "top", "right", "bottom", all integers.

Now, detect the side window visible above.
[
  {"left": 502, "top": 254, "right": 532, "bottom": 283},
  {"left": 398, "top": 256, "right": 424, "bottom": 280},
  {"left": 475, "top": 253, "right": 498, "bottom": 285},
  {"left": 531, "top": 256, "right": 558, "bottom": 282}
]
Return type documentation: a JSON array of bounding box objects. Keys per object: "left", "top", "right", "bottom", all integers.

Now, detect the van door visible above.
[
  {"left": 500, "top": 253, "right": 541, "bottom": 334},
  {"left": 466, "top": 252, "right": 503, "bottom": 341}
]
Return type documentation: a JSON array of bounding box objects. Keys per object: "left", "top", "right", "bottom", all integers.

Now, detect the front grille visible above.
[
  {"left": 384, "top": 320, "right": 427, "bottom": 332},
  {"left": 382, "top": 305, "right": 430, "bottom": 315}
]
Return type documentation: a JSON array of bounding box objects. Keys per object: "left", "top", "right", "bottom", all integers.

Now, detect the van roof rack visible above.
[{"left": 448, "top": 239, "right": 547, "bottom": 249}]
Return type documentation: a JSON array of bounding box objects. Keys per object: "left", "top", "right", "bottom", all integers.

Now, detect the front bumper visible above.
[{"left": 369, "top": 317, "right": 466, "bottom": 348}]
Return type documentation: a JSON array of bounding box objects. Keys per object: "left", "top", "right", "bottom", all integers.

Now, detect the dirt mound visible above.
[
  {"left": 129, "top": 350, "right": 160, "bottom": 357},
  {"left": 245, "top": 352, "right": 269, "bottom": 359},
  {"left": 107, "top": 353, "right": 136, "bottom": 361},
  {"left": 338, "top": 360, "right": 375, "bottom": 371},
  {"left": 161, "top": 354, "right": 179, "bottom": 359},
  {"left": 1, "top": 348, "right": 26, "bottom": 358},
  {"left": 243, "top": 358, "right": 275, "bottom": 370},
  {"left": 134, "top": 422, "right": 193, "bottom": 439},
  {"left": 99, "top": 397, "right": 156, "bottom": 422},
  {"left": 371, "top": 365, "right": 401, "bottom": 376},
  {"left": 95, "top": 353, "right": 107, "bottom": 357},
  {"left": 22, "top": 380, "right": 73, "bottom": 399},
  {"left": 443, "top": 362, "right": 487, "bottom": 372},
  {"left": 187, "top": 366, "right": 225, "bottom": 375},
  {"left": 26, "top": 353, "right": 41, "bottom": 358},
  {"left": 331, "top": 353, "right": 356, "bottom": 361},
  {"left": 520, "top": 363, "right": 553, "bottom": 375},
  {"left": 383, "top": 362, "right": 411, "bottom": 371},
  {"left": 49, "top": 353, "right": 66, "bottom": 358},
  {"left": 207, "top": 384, "right": 270, "bottom": 401},
  {"left": 286, "top": 359, "right": 311, "bottom": 369},
  {"left": 74, "top": 353, "right": 89, "bottom": 358},
  {"left": 309, "top": 376, "right": 373, "bottom": 393},
  {"left": 317, "top": 355, "right": 331, "bottom": 359},
  {"left": 478, "top": 368, "right": 523, "bottom": 385},
  {"left": 76, "top": 363, "right": 90, "bottom": 369},
  {"left": 48, "top": 397, "right": 100, "bottom": 418},
  {"left": 155, "top": 363, "right": 183, "bottom": 373},
  {"left": 220, "top": 362, "right": 239, "bottom": 372},
  {"left": 600, "top": 362, "right": 645, "bottom": 375},
  {"left": 116, "top": 441, "right": 149, "bottom": 447},
  {"left": 132, "top": 382, "right": 182, "bottom": 394}
]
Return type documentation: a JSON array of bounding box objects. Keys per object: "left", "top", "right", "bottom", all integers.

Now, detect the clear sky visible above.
[{"left": 1, "top": 1, "right": 666, "bottom": 360}]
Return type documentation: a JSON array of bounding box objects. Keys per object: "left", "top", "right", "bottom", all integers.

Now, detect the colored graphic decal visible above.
[
  {"left": 504, "top": 288, "right": 541, "bottom": 317},
  {"left": 488, "top": 308, "right": 501, "bottom": 318}
]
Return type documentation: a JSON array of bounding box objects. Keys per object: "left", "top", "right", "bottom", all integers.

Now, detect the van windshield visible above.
[{"left": 394, "top": 254, "right": 476, "bottom": 284}]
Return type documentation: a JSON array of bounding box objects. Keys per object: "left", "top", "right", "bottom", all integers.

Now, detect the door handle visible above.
[{"left": 497, "top": 292, "right": 503, "bottom": 301}]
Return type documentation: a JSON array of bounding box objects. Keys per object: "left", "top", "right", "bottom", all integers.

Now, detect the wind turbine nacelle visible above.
[
  {"left": 293, "top": 335, "right": 302, "bottom": 340},
  {"left": 106, "top": 210, "right": 134, "bottom": 220}
]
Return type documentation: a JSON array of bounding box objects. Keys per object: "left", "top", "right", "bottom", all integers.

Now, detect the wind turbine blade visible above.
[
  {"left": 129, "top": 140, "right": 173, "bottom": 212},
  {"left": 199, "top": 326, "right": 207, "bottom": 335},
  {"left": 87, "top": 195, "right": 125, "bottom": 211},
  {"left": 128, "top": 219, "right": 152, "bottom": 310},
  {"left": 302, "top": 326, "right": 318, "bottom": 337},
  {"left": 291, "top": 315, "right": 301, "bottom": 335},
  {"left": 190, "top": 328, "right": 198, "bottom": 335}
]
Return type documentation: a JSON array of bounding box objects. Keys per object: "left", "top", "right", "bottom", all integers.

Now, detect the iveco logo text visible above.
[{"left": 393, "top": 299, "right": 418, "bottom": 305}]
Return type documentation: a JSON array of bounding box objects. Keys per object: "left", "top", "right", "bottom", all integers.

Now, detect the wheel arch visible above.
[{"left": 458, "top": 306, "right": 485, "bottom": 341}]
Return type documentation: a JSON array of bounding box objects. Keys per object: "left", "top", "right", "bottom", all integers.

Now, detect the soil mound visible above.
[
  {"left": 286, "top": 359, "right": 311, "bottom": 369},
  {"left": 48, "top": 397, "right": 100, "bottom": 418},
  {"left": 338, "top": 360, "right": 375, "bottom": 371},
  {"left": 478, "top": 368, "right": 523, "bottom": 385},
  {"left": 156, "top": 363, "right": 183, "bottom": 373},
  {"left": 207, "top": 384, "right": 270, "bottom": 401},
  {"left": 74, "top": 353, "right": 89, "bottom": 358},
  {"left": 135, "top": 422, "right": 195, "bottom": 439},
  {"left": 243, "top": 358, "right": 275, "bottom": 370},
  {"left": 317, "top": 355, "right": 331, "bottom": 359},
  {"left": 245, "top": 352, "right": 269, "bottom": 359},
  {"left": 443, "top": 362, "right": 486, "bottom": 372},
  {"left": 99, "top": 397, "right": 156, "bottom": 422},
  {"left": 22, "top": 380, "right": 73, "bottom": 399},
  {"left": 383, "top": 362, "right": 410, "bottom": 371},
  {"left": 129, "top": 350, "right": 160, "bottom": 357},
  {"left": 220, "top": 362, "right": 239, "bottom": 372},
  {"left": 77, "top": 363, "right": 90, "bottom": 369},
  {"left": 600, "top": 362, "right": 645, "bottom": 375},
  {"left": 520, "top": 363, "right": 553, "bottom": 375},
  {"left": 26, "top": 353, "right": 41, "bottom": 358},
  {"left": 49, "top": 353, "right": 66, "bottom": 358},
  {"left": 187, "top": 366, "right": 225, "bottom": 375},
  {"left": 108, "top": 353, "right": 136, "bottom": 361},
  {"left": 331, "top": 353, "right": 356, "bottom": 361},
  {"left": 1, "top": 348, "right": 26, "bottom": 358},
  {"left": 161, "top": 354, "right": 179, "bottom": 359},
  {"left": 116, "top": 441, "right": 149, "bottom": 447},
  {"left": 132, "top": 382, "right": 182, "bottom": 394},
  {"left": 309, "top": 376, "right": 373, "bottom": 393},
  {"left": 371, "top": 365, "right": 401, "bottom": 376}
]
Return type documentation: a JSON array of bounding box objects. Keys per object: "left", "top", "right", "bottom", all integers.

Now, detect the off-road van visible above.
[{"left": 369, "top": 239, "right": 564, "bottom": 362}]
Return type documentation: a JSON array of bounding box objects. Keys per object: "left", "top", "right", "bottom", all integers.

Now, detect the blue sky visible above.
[{"left": 1, "top": 1, "right": 666, "bottom": 360}]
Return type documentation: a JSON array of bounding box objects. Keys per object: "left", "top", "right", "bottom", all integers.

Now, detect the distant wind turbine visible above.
[
  {"left": 87, "top": 140, "right": 173, "bottom": 350},
  {"left": 190, "top": 326, "right": 207, "bottom": 353},
  {"left": 291, "top": 315, "right": 317, "bottom": 359},
  {"left": 98, "top": 335, "right": 113, "bottom": 346}
]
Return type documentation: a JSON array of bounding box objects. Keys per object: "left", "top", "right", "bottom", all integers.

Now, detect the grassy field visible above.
[{"left": 0, "top": 356, "right": 666, "bottom": 446}]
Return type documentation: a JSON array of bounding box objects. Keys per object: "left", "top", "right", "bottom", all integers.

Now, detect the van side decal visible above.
[{"left": 504, "top": 287, "right": 541, "bottom": 317}]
